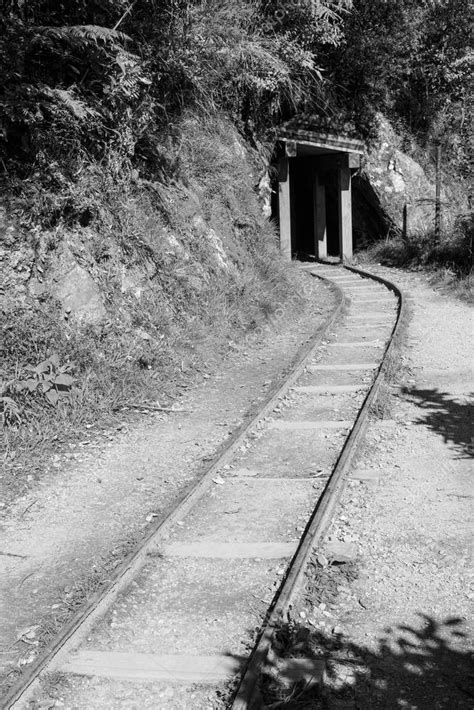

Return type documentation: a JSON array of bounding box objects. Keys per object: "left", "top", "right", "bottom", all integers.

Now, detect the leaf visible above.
[
  {"left": 1, "top": 396, "right": 21, "bottom": 425},
  {"left": 42, "top": 87, "right": 97, "bottom": 121},
  {"left": 17, "top": 625, "right": 40, "bottom": 642},
  {"left": 26, "top": 379, "right": 38, "bottom": 393},
  {"left": 34, "top": 25, "right": 130, "bottom": 52},
  {"left": 49, "top": 353, "right": 60, "bottom": 368},
  {"left": 54, "top": 373, "right": 74, "bottom": 387},
  {"left": 42, "top": 381, "right": 52, "bottom": 392},
  {"left": 58, "top": 363, "right": 73, "bottom": 373},
  {"left": 18, "top": 649, "right": 37, "bottom": 666},
  {"left": 35, "top": 359, "right": 51, "bottom": 374},
  {"left": 45, "top": 389, "right": 59, "bottom": 406}
]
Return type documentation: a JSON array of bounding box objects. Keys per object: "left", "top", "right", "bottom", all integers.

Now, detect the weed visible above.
[
  {"left": 361, "top": 213, "right": 473, "bottom": 302},
  {"left": 11, "top": 354, "right": 75, "bottom": 407},
  {"left": 39, "top": 671, "right": 72, "bottom": 701}
]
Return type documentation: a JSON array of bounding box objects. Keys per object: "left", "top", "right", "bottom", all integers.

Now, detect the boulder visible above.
[
  {"left": 353, "top": 114, "right": 468, "bottom": 245},
  {"left": 51, "top": 243, "right": 106, "bottom": 323}
]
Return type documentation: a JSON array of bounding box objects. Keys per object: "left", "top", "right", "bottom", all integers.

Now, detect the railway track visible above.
[{"left": 3, "top": 264, "right": 404, "bottom": 710}]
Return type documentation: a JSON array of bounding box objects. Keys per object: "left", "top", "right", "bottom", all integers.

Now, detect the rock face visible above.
[
  {"left": 50, "top": 244, "right": 106, "bottom": 323},
  {"left": 353, "top": 114, "right": 468, "bottom": 246},
  {"left": 0, "top": 208, "right": 35, "bottom": 306},
  {"left": 0, "top": 214, "right": 105, "bottom": 323},
  {"left": 365, "top": 115, "right": 435, "bottom": 234}
]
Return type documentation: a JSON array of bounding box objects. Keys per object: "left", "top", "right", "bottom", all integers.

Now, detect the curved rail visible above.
[
  {"left": 231, "top": 264, "right": 406, "bottom": 709},
  {"left": 3, "top": 264, "right": 406, "bottom": 710}
]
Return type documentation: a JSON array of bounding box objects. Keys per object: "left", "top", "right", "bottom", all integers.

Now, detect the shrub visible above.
[{"left": 363, "top": 212, "right": 473, "bottom": 301}]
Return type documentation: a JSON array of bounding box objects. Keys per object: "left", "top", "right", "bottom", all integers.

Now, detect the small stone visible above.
[
  {"left": 316, "top": 553, "right": 328, "bottom": 567},
  {"left": 326, "top": 541, "right": 357, "bottom": 563}
]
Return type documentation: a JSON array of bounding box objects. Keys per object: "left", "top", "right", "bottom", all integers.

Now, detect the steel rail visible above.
[
  {"left": 3, "top": 275, "right": 347, "bottom": 710},
  {"left": 231, "top": 265, "right": 407, "bottom": 709}
]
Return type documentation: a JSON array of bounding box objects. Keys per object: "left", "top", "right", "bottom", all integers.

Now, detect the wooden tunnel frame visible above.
[{"left": 277, "top": 126, "right": 365, "bottom": 262}]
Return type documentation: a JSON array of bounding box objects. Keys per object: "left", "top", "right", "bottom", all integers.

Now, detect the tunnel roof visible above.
[{"left": 278, "top": 117, "right": 364, "bottom": 155}]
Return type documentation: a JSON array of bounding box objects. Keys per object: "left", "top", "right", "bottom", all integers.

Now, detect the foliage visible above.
[
  {"left": 15, "top": 355, "right": 75, "bottom": 407},
  {"left": 363, "top": 213, "right": 473, "bottom": 301},
  {"left": 321, "top": 0, "right": 472, "bottom": 180},
  {"left": 1, "top": 105, "right": 308, "bottom": 491},
  {"left": 1, "top": 354, "right": 75, "bottom": 429},
  {"left": 0, "top": 0, "right": 347, "bottom": 216},
  {"left": 1, "top": 396, "right": 21, "bottom": 427},
  {"left": 1, "top": 0, "right": 471, "bottom": 214}
]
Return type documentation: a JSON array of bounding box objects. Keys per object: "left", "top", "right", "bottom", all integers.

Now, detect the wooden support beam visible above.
[
  {"left": 280, "top": 153, "right": 360, "bottom": 171},
  {"left": 330, "top": 152, "right": 360, "bottom": 170},
  {"left": 268, "top": 420, "right": 352, "bottom": 430},
  {"left": 309, "top": 153, "right": 360, "bottom": 171},
  {"left": 278, "top": 158, "right": 292, "bottom": 261},
  {"left": 295, "top": 385, "right": 362, "bottom": 394},
  {"left": 279, "top": 132, "right": 364, "bottom": 155},
  {"left": 338, "top": 167, "right": 353, "bottom": 261},
  {"left": 61, "top": 651, "right": 245, "bottom": 682},
  {"left": 314, "top": 172, "right": 327, "bottom": 260},
  {"left": 161, "top": 542, "right": 298, "bottom": 559}
]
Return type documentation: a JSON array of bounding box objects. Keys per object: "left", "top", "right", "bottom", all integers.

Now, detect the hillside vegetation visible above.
[{"left": 1, "top": 1, "right": 471, "bottom": 477}]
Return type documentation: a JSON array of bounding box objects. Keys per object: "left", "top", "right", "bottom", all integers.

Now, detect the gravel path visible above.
[
  {"left": 3, "top": 266, "right": 472, "bottom": 710},
  {"left": 293, "top": 267, "right": 473, "bottom": 709}
]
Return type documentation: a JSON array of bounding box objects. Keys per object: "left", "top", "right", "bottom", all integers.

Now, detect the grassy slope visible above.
[{"left": 1, "top": 113, "right": 303, "bottom": 493}]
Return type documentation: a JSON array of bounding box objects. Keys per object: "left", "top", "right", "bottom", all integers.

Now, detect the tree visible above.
[{"left": 319, "top": 0, "right": 471, "bottom": 179}]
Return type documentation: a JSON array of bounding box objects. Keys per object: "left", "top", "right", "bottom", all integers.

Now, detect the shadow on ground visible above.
[
  {"left": 402, "top": 387, "right": 473, "bottom": 458},
  {"left": 235, "top": 614, "right": 473, "bottom": 709}
]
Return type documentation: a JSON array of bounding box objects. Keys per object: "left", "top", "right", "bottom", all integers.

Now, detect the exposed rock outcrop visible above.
[
  {"left": 353, "top": 115, "right": 468, "bottom": 247},
  {"left": 49, "top": 243, "right": 106, "bottom": 324}
]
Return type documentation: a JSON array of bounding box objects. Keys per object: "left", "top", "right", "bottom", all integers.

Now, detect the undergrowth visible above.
[
  {"left": 1, "top": 113, "right": 305, "bottom": 500},
  {"left": 362, "top": 213, "right": 473, "bottom": 302}
]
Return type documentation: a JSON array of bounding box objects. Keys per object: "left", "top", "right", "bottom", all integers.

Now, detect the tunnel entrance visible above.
[
  {"left": 290, "top": 163, "right": 341, "bottom": 259},
  {"left": 275, "top": 121, "right": 364, "bottom": 262},
  {"left": 290, "top": 158, "right": 315, "bottom": 258}
]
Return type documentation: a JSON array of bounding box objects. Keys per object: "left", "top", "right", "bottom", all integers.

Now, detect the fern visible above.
[
  {"left": 1, "top": 396, "right": 21, "bottom": 427},
  {"left": 32, "top": 25, "right": 130, "bottom": 51},
  {"left": 41, "top": 87, "right": 98, "bottom": 121}
]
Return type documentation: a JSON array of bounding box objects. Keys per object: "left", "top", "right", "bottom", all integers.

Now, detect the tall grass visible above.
[{"left": 363, "top": 213, "right": 472, "bottom": 301}]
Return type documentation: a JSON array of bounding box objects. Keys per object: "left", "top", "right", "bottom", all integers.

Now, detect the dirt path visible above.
[
  {"left": 291, "top": 266, "right": 473, "bottom": 709},
  {"left": 0, "top": 275, "right": 336, "bottom": 696}
]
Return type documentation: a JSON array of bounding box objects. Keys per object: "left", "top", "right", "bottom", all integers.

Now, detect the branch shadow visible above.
[
  {"left": 401, "top": 387, "right": 473, "bottom": 459},
  {"left": 242, "top": 614, "right": 473, "bottom": 709}
]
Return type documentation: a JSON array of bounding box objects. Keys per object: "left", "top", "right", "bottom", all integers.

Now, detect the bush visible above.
[{"left": 363, "top": 213, "right": 473, "bottom": 301}]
